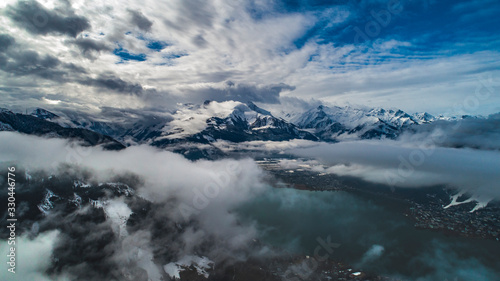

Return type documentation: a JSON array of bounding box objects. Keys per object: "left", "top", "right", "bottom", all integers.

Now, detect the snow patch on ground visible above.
[
  {"left": 89, "top": 198, "right": 106, "bottom": 208},
  {"left": 37, "top": 189, "right": 58, "bottom": 215},
  {"left": 103, "top": 198, "right": 132, "bottom": 238},
  {"left": 99, "top": 182, "right": 135, "bottom": 196},
  {"left": 163, "top": 255, "right": 214, "bottom": 279},
  {"left": 69, "top": 193, "right": 82, "bottom": 208},
  {"left": 73, "top": 180, "right": 91, "bottom": 189},
  {"left": 444, "top": 191, "right": 491, "bottom": 213}
]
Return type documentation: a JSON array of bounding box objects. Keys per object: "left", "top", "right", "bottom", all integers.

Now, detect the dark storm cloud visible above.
[
  {"left": 70, "top": 37, "right": 112, "bottom": 57},
  {"left": 80, "top": 75, "right": 145, "bottom": 95},
  {"left": 0, "top": 35, "right": 86, "bottom": 82},
  {"left": 0, "top": 49, "right": 67, "bottom": 80},
  {"left": 0, "top": 34, "right": 149, "bottom": 96},
  {"left": 0, "top": 87, "right": 49, "bottom": 111},
  {"left": 190, "top": 82, "right": 296, "bottom": 104},
  {"left": 0, "top": 34, "right": 15, "bottom": 53},
  {"left": 128, "top": 9, "right": 153, "bottom": 32},
  {"left": 4, "top": 0, "right": 90, "bottom": 37}
]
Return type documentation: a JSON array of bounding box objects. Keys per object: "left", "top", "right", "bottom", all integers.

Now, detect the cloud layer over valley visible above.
[{"left": 0, "top": 132, "right": 272, "bottom": 280}]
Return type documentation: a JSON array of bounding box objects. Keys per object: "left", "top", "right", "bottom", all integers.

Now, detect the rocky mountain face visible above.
[
  {"left": 150, "top": 101, "right": 318, "bottom": 148},
  {"left": 29, "top": 108, "right": 169, "bottom": 145},
  {"left": 0, "top": 108, "right": 125, "bottom": 150},
  {"left": 291, "top": 105, "right": 419, "bottom": 140},
  {"left": 1, "top": 101, "right": 460, "bottom": 157}
]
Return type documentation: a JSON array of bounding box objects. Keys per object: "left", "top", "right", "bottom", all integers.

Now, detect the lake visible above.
[{"left": 236, "top": 187, "right": 500, "bottom": 280}]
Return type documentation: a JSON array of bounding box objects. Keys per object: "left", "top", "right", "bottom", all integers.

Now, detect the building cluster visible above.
[{"left": 410, "top": 202, "right": 500, "bottom": 241}]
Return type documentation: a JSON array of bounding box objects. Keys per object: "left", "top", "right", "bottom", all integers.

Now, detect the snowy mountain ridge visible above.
[
  {"left": 290, "top": 104, "right": 419, "bottom": 140},
  {"left": 2, "top": 101, "right": 481, "bottom": 153}
]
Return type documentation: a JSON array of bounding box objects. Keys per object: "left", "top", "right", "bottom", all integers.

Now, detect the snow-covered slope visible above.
[
  {"left": 16, "top": 102, "right": 477, "bottom": 152},
  {"left": 0, "top": 108, "right": 125, "bottom": 150},
  {"left": 31, "top": 108, "right": 76, "bottom": 128},
  {"left": 412, "top": 112, "right": 436, "bottom": 124},
  {"left": 293, "top": 105, "right": 419, "bottom": 140},
  {"left": 30, "top": 108, "right": 169, "bottom": 145},
  {"left": 151, "top": 100, "right": 318, "bottom": 147}
]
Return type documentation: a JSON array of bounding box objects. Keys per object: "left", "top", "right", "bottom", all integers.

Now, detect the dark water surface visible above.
[{"left": 236, "top": 187, "right": 500, "bottom": 280}]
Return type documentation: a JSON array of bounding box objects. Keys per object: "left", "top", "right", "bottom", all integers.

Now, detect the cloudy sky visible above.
[{"left": 0, "top": 0, "right": 499, "bottom": 117}]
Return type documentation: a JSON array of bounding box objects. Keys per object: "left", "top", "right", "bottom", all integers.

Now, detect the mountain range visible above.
[
  {"left": 0, "top": 101, "right": 475, "bottom": 158},
  {"left": 0, "top": 108, "right": 125, "bottom": 150}
]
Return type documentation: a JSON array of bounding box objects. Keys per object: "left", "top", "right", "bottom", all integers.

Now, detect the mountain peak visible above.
[
  {"left": 246, "top": 101, "right": 272, "bottom": 116},
  {"left": 31, "top": 108, "right": 59, "bottom": 119},
  {"left": 412, "top": 112, "right": 436, "bottom": 124},
  {"left": 0, "top": 108, "right": 13, "bottom": 114}
]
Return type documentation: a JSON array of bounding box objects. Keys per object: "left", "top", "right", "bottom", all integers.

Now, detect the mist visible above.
[
  {"left": 235, "top": 184, "right": 500, "bottom": 281},
  {"left": 288, "top": 140, "right": 500, "bottom": 201},
  {"left": 400, "top": 113, "right": 500, "bottom": 150},
  {"left": 0, "top": 132, "right": 271, "bottom": 280},
  {"left": 1, "top": 130, "right": 499, "bottom": 280}
]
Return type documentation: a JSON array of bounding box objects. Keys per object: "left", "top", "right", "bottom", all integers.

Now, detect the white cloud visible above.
[
  {"left": 0, "top": 230, "right": 71, "bottom": 281},
  {"left": 1, "top": 0, "right": 499, "bottom": 118},
  {"left": 0, "top": 131, "right": 276, "bottom": 279},
  {"left": 288, "top": 140, "right": 500, "bottom": 200},
  {"left": 359, "top": 244, "right": 385, "bottom": 265}
]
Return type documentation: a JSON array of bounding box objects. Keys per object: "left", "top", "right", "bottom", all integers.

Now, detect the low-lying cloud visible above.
[
  {"left": 0, "top": 132, "right": 271, "bottom": 280},
  {"left": 289, "top": 140, "right": 500, "bottom": 201},
  {"left": 360, "top": 244, "right": 385, "bottom": 265},
  {"left": 400, "top": 113, "right": 500, "bottom": 150}
]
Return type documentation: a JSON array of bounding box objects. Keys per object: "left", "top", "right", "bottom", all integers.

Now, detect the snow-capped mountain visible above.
[
  {"left": 30, "top": 108, "right": 77, "bottom": 128},
  {"left": 3, "top": 101, "right": 479, "bottom": 157},
  {"left": 292, "top": 105, "right": 418, "bottom": 140},
  {"left": 29, "top": 107, "right": 124, "bottom": 137},
  {"left": 412, "top": 112, "right": 437, "bottom": 124},
  {"left": 0, "top": 108, "right": 125, "bottom": 150},
  {"left": 412, "top": 112, "right": 482, "bottom": 124},
  {"left": 31, "top": 108, "right": 59, "bottom": 120},
  {"left": 30, "top": 108, "right": 169, "bottom": 145},
  {"left": 150, "top": 100, "right": 318, "bottom": 147}
]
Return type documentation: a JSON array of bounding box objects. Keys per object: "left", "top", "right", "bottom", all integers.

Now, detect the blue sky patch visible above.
[
  {"left": 136, "top": 35, "right": 170, "bottom": 52},
  {"left": 113, "top": 47, "right": 147, "bottom": 62},
  {"left": 163, "top": 53, "right": 187, "bottom": 60},
  {"left": 146, "top": 40, "right": 169, "bottom": 51},
  {"left": 260, "top": 0, "right": 500, "bottom": 59}
]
